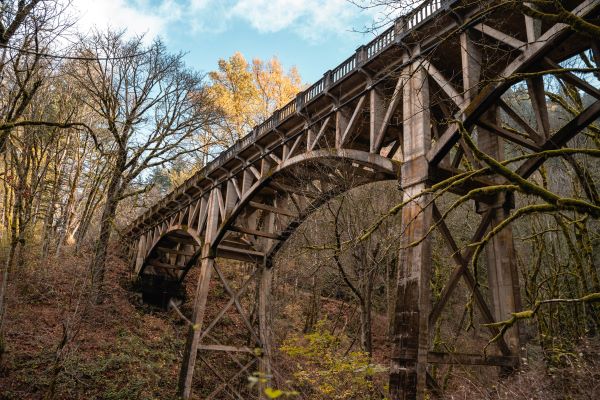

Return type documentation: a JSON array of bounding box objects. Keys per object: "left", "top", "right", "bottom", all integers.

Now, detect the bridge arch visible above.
[
  {"left": 132, "top": 149, "right": 398, "bottom": 287},
  {"left": 208, "top": 149, "right": 398, "bottom": 261},
  {"left": 135, "top": 224, "right": 202, "bottom": 278}
]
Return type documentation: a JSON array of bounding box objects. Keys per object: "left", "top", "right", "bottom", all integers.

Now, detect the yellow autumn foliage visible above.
[
  {"left": 207, "top": 52, "right": 303, "bottom": 147},
  {"left": 280, "top": 320, "right": 387, "bottom": 400}
]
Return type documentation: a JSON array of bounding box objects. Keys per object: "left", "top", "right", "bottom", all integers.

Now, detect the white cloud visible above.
[
  {"left": 70, "top": 0, "right": 180, "bottom": 41},
  {"left": 68, "top": 0, "right": 384, "bottom": 44},
  {"left": 189, "top": 0, "right": 211, "bottom": 11},
  {"left": 229, "top": 0, "right": 376, "bottom": 41}
]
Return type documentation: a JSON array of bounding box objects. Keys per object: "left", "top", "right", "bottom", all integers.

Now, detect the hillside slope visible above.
[
  {"left": 0, "top": 249, "right": 184, "bottom": 400},
  {"left": 0, "top": 248, "right": 598, "bottom": 399}
]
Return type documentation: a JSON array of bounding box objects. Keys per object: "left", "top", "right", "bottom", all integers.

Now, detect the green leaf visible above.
[{"left": 264, "top": 387, "right": 284, "bottom": 398}]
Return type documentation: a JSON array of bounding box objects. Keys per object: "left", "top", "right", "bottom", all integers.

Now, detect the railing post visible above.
[
  {"left": 295, "top": 92, "right": 304, "bottom": 114},
  {"left": 323, "top": 70, "right": 332, "bottom": 90},
  {"left": 356, "top": 45, "right": 367, "bottom": 65},
  {"left": 394, "top": 16, "right": 406, "bottom": 38}
]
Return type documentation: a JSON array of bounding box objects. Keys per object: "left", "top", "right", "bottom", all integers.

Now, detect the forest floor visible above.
[
  {"left": 0, "top": 247, "right": 598, "bottom": 399},
  {"left": 0, "top": 247, "right": 185, "bottom": 400}
]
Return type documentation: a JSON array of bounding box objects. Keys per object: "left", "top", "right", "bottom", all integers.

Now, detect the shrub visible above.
[{"left": 280, "top": 320, "right": 387, "bottom": 399}]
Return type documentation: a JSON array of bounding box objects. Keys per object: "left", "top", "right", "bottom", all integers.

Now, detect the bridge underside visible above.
[{"left": 123, "top": 0, "right": 600, "bottom": 398}]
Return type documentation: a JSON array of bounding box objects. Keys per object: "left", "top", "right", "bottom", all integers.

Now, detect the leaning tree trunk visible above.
[
  {"left": 55, "top": 169, "right": 79, "bottom": 257},
  {"left": 74, "top": 169, "right": 105, "bottom": 254},
  {"left": 41, "top": 170, "right": 61, "bottom": 261},
  {"left": 359, "top": 281, "right": 374, "bottom": 356},
  {"left": 89, "top": 156, "right": 125, "bottom": 304},
  {"left": 0, "top": 188, "right": 21, "bottom": 351},
  {"left": 6, "top": 188, "right": 22, "bottom": 273}
]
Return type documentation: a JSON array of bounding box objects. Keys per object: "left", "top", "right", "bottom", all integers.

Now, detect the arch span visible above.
[
  {"left": 132, "top": 149, "right": 398, "bottom": 286},
  {"left": 136, "top": 225, "right": 202, "bottom": 277},
  {"left": 209, "top": 149, "right": 398, "bottom": 255},
  {"left": 151, "top": 149, "right": 400, "bottom": 282}
]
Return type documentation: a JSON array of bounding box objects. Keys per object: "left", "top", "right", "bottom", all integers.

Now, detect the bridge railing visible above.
[
  {"left": 332, "top": 54, "right": 357, "bottom": 84},
  {"left": 407, "top": 0, "right": 444, "bottom": 30},
  {"left": 366, "top": 25, "right": 396, "bottom": 59},
  {"left": 127, "top": 0, "right": 453, "bottom": 237},
  {"left": 243, "top": 0, "right": 452, "bottom": 147},
  {"left": 279, "top": 100, "right": 296, "bottom": 120},
  {"left": 303, "top": 78, "right": 325, "bottom": 105}
]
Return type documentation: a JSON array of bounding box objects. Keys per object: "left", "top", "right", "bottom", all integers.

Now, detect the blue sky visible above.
[{"left": 71, "top": 0, "right": 395, "bottom": 83}]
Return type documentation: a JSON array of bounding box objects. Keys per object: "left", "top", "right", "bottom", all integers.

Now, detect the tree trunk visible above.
[
  {"left": 89, "top": 156, "right": 124, "bottom": 304},
  {"left": 56, "top": 145, "right": 83, "bottom": 257},
  {"left": 386, "top": 257, "right": 397, "bottom": 340},
  {"left": 303, "top": 276, "right": 321, "bottom": 333},
  {"left": 0, "top": 189, "right": 21, "bottom": 352},
  {"left": 359, "top": 300, "right": 373, "bottom": 356},
  {"left": 360, "top": 276, "right": 374, "bottom": 356},
  {"left": 75, "top": 172, "right": 104, "bottom": 253},
  {"left": 7, "top": 188, "right": 22, "bottom": 272},
  {"left": 0, "top": 257, "right": 9, "bottom": 357},
  {"left": 41, "top": 171, "right": 61, "bottom": 261}
]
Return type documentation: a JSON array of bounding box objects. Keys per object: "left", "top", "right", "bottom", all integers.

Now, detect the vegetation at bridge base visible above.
[{"left": 279, "top": 320, "right": 387, "bottom": 400}]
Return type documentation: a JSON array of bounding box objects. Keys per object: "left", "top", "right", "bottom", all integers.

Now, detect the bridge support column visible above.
[
  {"left": 477, "top": 108, "right": 521, "bottom": 355},
  {"left": 460, "top": 28, "right": 522, "bottom": 356},
  {"left": 134, "top": 235, "right": 146, "bottom": 274},
  {"left": 178, "top": 188, "right": 220, "bottom": 399},
  {"left": 390, "top": 61, "right": 432, "bottom": 400},
  {"left": 258, "top": 211, "right": 275, "bottom": 398},
  {"left": 481, "top": 203, "right": 521, "bottom": 353},
  {"left": 258, "top": 261, "right": 273, "bottom": 398}
]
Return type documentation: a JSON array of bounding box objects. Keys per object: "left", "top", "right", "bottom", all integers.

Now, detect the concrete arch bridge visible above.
[{"left": 123, "top": 0, "right": 600, "bottom": 398}]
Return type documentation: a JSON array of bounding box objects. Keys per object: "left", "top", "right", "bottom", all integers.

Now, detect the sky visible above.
[{"left": 69, "top": 0, "right": 395, "bottom": 83}]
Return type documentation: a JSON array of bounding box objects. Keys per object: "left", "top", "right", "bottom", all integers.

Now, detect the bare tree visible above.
[
  {"left": 323, "top": 189, "right": 397, "bottom": 355},
  {"left": 0, "top": 1, "right": 82, "bottom": 152},
  {"left": 69, "top": 31, "right": 217, "bottom": 303}
]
